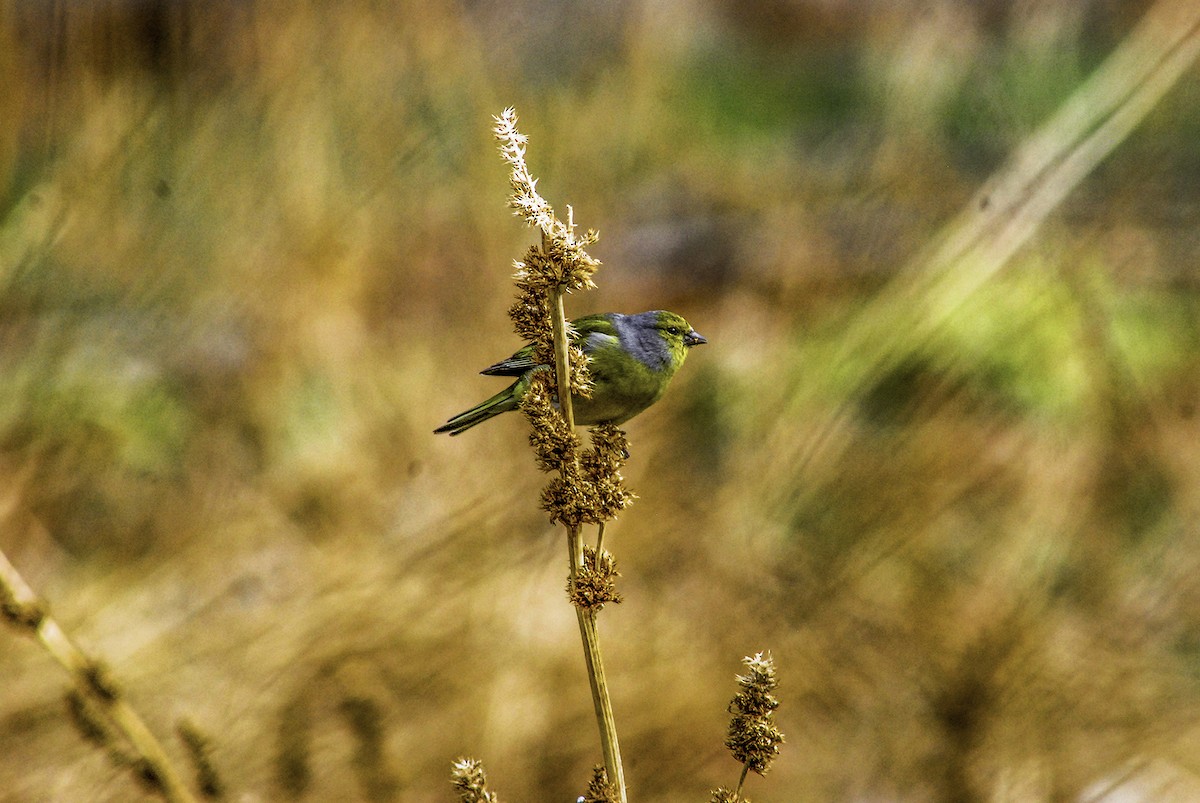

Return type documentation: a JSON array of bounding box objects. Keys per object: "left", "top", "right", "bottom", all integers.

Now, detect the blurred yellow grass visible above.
[{"left": 2, "top": 1, "right": 1200, "bottom": 801}]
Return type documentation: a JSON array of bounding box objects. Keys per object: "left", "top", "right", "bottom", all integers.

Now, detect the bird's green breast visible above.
[{"left": 573, "top": 345, "right": 681, "bottom": 425}]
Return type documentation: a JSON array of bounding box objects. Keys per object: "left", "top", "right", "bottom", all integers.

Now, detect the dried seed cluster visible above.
[
  {"left": 451, "top": 757, "right": 501, "bottom": 803},
  {"left": 568, "top": 546, "right": 624, "bottom": 611},
  {"left": 724, "top": 652, "right": 784, "bottom": 776},
  {"left": 581, "top": 765, "right": 619, "bottom": 803},
  {"left": 580, "top": 424, "right": 636, "bottom": 522},
  {"left": 539, "top": 426, "right": 636, "bottom": 528}
]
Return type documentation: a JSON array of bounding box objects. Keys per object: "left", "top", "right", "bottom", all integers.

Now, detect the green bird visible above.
[{"left": 435, "top": 310, "right": 707, "bottom": 436}]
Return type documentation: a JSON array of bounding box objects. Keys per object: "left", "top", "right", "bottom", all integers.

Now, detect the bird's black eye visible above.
[{"left": 665, "top": 326, "right": 680, "bottom": 336}]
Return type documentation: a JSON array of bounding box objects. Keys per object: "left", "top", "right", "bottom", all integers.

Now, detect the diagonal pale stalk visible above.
[
  {"left": 548, "top": 278, "right": 627, "bottom": 803},
  {"left": 0, "top": 548, "right": 198, "bottom": 803},
  {"left": 778, "top": 0, "right": 1200, "bottom": 484}
]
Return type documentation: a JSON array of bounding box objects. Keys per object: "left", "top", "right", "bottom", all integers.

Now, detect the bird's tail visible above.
[{"left": 433, "top": 382, "right": 521, "bottom": 436}]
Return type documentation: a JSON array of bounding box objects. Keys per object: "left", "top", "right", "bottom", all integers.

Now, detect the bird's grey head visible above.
[{"left": 613, "top": 311, "right": 673, "bottom": 371}]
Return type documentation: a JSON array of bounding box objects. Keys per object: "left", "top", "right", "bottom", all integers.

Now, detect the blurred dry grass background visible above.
[{"left": 2, "top": 0, "right": 1200, "bottom": 800}]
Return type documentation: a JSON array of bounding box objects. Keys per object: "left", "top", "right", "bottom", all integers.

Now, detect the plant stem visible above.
[
  {"left": 567, "top": 524, "right": 584, "bottom": 579},
  {"left": 733, "top": 764, "right": 750, "bottom": 801},
  {"left": 575, "top": 607, "right": 626, "bottom": 802},
  {"left": 550, "top": 289, "right": 575, "bottom": 432},
  {"left": 547, "top": 280, "right": 627, "bottom": 803}
]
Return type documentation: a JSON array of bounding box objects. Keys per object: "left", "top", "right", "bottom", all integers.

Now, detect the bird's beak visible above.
[{"left": 685, "top": 329, "right": 707, "bottom": 347}]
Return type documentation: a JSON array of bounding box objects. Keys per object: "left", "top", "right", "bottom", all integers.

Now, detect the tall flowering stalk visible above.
[{"left": 492, "top": 106, "right": 632, "bottom": 803}]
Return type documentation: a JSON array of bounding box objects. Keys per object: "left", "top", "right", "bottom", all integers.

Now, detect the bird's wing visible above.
[
  {"left": 571, "top": 314, "right": 619, "bottom": 338},
  {"left": 480, "top": 342, "right": 537, "bottom": 376},
  {"left": 571, "top": 314, "right": 620, "bottom": 357},
  {"left": 481, "top": 315, "right": 619, "bottom": 375}
]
